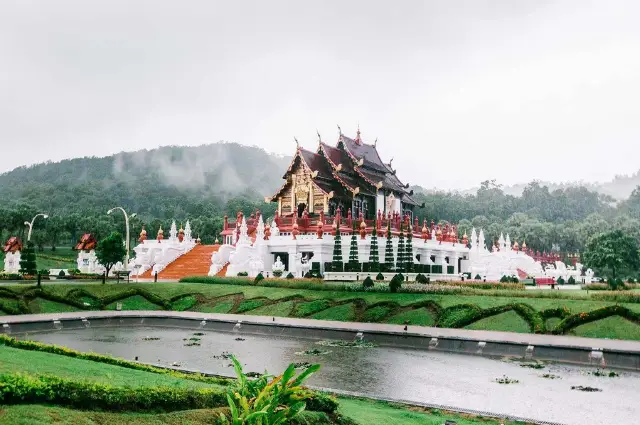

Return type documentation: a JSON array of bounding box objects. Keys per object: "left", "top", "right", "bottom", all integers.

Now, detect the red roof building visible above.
[
  {"left": 269, "top": 128, "right": 421, "bottom": 222},
  {"left": 3, "top": 237, "right": 23, "bottom": 253},
  {"left": 74, "top": 233, "right": 97, "bottom": 251}
]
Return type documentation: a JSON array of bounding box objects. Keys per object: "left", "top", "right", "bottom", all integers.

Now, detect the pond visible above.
[{"left": 23, "top": 326, "right": 640, "bottom": 425}]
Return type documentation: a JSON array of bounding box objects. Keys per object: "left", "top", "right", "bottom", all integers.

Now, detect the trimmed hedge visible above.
[
  {"left": 0, "top": 373, "right": 226, "bottom": 412},
  {"left": 437, "top": 302, "right": 545, "bottom": 333}
]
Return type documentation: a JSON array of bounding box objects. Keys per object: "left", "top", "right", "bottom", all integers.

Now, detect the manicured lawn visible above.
[
  {"left": 3, "top": 282, "right": 640, "bottom": 340},
  {"left": 464, "top": 310, "right": 531, "bottom": 333},
  {"left": 0, "top": 345, "right": 215, "bottom": 389},
  {"left": 570, "top": 315, "right": 640, "bottom": 340},
  {"left": 387, "top": 308, "right": 435, "bottom": 326},
  {"left": 251, "top": 300, "right": 296, "bottom": 317},
  {"left": 105, "top": 295, "right": 161, "bottom": 310},
  {"left": 0, "top": 403, "right": 524, "bottom": 425},
  {"left": 338, "top": 398, "right": 524, "bottom": 425},
  {"left": 28, "top": 298, "right": 81, "bottom": 313},
  {"left": 311, "top": 303, "right": 356, "bottom": 321},
  {"left": 0, "top": 343, "right": 526, "bottom": 425}
]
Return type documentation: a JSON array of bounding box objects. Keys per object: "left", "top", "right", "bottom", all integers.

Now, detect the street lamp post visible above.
[
  {"left": 107, "top": 207, "right": 137, "bottom": 272},
  {"left": 24, "top": 213, "right": 49, "bottom": 242}
]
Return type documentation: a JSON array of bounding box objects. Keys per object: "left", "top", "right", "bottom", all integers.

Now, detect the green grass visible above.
[
  {"left": 387, "top": 308, "right": 435, "bottom": 326},
  {"left": 0, "top": 343, "right": 522, "bottom": 425},
  {"left": 311, "top": 303, "right": 356, "bottom": 321},
  {"left": 105, "top": 296, "right": 162, "bottom": 311},
  {"left": 338, "top": 398, "right": 523, "bottom": 425},
  {"left": 363, "top": 306, "right": 391, "bottom": 322},
  {"left": 464, "top": 310, "right": 531, "bottom": 334},
  {"left": 4, "top": 282, "right": 640, "bottom": 340},
  {"left": 545, "top": 317, "right": 562, "bottom": 331},
  {"left": 250, "top": 300, "right": 295, "bottom": 317},
  {"left": 0, "top": 345, "right": 215, "bottom": 389},
  {"left": 295, "top": 299, "right": 332, "bottom": 317},
  {"left": 28, "top": 298, "right": 81, "bottom": 314},
  {"left": 199, "top": 301, "right": 234, "bottom": 313},
  {"left": 236, "top": 299, "right": 266, "bottom": 313},
  {"left": 571, "top": 315, "right": 640, "bottom": 340}
]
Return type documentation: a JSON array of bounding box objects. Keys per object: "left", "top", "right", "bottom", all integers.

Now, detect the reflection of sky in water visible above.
[{"left": 25, "top": 326, "right": 640, "bottom": 425}]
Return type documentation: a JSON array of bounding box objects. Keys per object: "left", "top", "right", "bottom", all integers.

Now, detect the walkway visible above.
[{"left": 2, "top": 310, "right": 640, "bottom": 354}]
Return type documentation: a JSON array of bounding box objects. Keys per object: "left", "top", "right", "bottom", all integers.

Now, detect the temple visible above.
[{"left": 267, "top": 127, "right": 422, "bottom": 225}]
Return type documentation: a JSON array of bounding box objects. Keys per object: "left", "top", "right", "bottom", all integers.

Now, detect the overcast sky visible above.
[{"left": 1, "top": 0, "right": 639, "bottom": 190}]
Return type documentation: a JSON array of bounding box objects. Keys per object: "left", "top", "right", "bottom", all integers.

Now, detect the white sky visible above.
[{"left": 1, "top": 0, "right": 639, "bottom": 190}]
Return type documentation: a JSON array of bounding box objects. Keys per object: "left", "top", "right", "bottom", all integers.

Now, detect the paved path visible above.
[{"left": 3, "top": 310, "right": 640, "bottom": 353}]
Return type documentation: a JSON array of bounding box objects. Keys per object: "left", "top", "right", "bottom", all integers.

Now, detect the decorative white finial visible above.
[
  {"left": 184, "top": 220, "right": 193, "bottom": 242},
  {"left": 170, "top": 221, "right": 178, "bottom": 241}
]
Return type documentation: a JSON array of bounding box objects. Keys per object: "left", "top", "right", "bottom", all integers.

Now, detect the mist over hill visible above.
[{"left": 3, "top": 142, "right": 640, "bottom": 253}]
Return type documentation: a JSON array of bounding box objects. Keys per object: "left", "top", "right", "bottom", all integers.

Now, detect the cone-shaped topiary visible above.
[
  {"left": 347, "top": 221, "right": 360, "bottom": 272},
  {"left": 332, "top": 231, "right": 343, "bottom": 272},
  {"left": 369, "top": 222, "right": 380, "bottom": 272},
  {"left": 396, "top": 224, "right": 405, "bottom": 273},
  {"left": 384, "top": 223, "right": 395, "bottom": 272},
  {"left": 405, "top": 224, "right": 414, "bottom": 273},
  {"left": 19, "top": 241, "right": 37, "bottom": 276},
  {"left": 363, "top": 276, "right": 374, "bottom": 289}
]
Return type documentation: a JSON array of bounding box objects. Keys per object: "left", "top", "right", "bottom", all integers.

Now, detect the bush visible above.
[
  {"left": 511, "top": 276, "right": 519, "bottom": 283},
  {"left": 557, "top": 277, "right": 565, "bottom": 285},
  {"left": 375, "top": 272, "right": 384, "bottom": 281},
  {"left": 474, "top": 274, "right": 482, "bottom": 280},
  {"left": 568, "top": 276, "right": 576, "bottom": 285},
  {"left": 362, "top": 276, "right": 374, "bottom": 289},
  {"left": 58, "top": 270, "right": 66, "bottom": 277},
  {"left": 254, "top": 273, "right": 264, "bottom": 283},
  {"left": 38, "top": 269, "right": 50, "bottom": 276},
  {"left": 608, "top": 278, "right": 624, "bottom": 290},
  {"left": 415, "top": 273, "right": 429, "bottom": 284},
  {"left": 627, "top": 277, "right": 636, "bottom": 284},
  {"left": 500, "top": 275, "right": 509, "bottom": 283},
  {"left": 0, "top": 373, "right": 227, "bottom": 412},
  {"left": 389, "top": 274, "right": 403, "bottom": 293},
  {"left": 237, "top": 272, "right": 248, "bottom": 277},
  {"left": 68, "top": 268, "right": 82, "bottom": 275},
  {"left": 286, "top": 272, "right": 295, "bottom": 279},
  {"left": 303, "top": 271, "right": 313, "bottom": 278}
]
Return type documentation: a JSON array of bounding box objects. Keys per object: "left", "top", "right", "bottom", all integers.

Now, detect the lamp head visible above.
[
  {"left": 130, "top": 213, "right": 137, "bottom": 219},
  {"left": 107, "top": 209, "right": 114, "bottom": 215},
  {"left": 24, "top": 221, "right": 30, "bottom": 226},
  {"left": 43, "top": 214, "right": 49, "bottom": 219}
]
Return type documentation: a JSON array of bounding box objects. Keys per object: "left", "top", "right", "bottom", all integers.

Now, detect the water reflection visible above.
[{"left": 22, "top": 326, "right": 640, "bottom": 425}]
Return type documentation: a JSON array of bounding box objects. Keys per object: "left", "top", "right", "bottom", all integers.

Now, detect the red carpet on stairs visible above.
[{"left": 155, "top": 244, "right": 219, "bottom": 280}]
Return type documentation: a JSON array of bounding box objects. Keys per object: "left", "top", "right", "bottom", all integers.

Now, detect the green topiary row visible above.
[
  {"left": 552, "top": 305, "right": 640, "bottom": 335},
  {"left": 437, "top": 302, "right": 545, "bottom": 333},
  {"left": 0, "top": 373, "right": 226, "bottom": 412}
]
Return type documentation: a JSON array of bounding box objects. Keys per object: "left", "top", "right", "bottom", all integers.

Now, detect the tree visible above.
[
  {"left": 396, "top": 224, "right": 406, "bottom": 273},
  {"left": 96, "top": 232, "right": 126, "bottom": 276},
  {"left": 368, "top": 222, "right": 380, "bottom": 272},
  {"left": 332, "top": 230, "right": 343, "bottom": 272},
  {"left": 19, "top": 241, "right": 37, "bottom": 275},
  {"left": 405, "top": 224, "right": 414, "bottom": 272},
  {"left": 347, "top": 222, "right": 360, "bottom": 272},
  {"left": 384, "top": 222, "right": 395, "bottom": 272},
  {"left": 583, "top": 230, "right": 640, "bottom": 279}
]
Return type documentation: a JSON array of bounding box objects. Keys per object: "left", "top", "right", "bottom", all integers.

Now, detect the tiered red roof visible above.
[
  {"left": 3, "top": 237, "right": 22, "bottom": 253},
  {"left": 270, "top": 129, "right": 419, "bottom": 205},
  {"left": 74, "top": 233, "right": 97, "bottom": 251}
]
